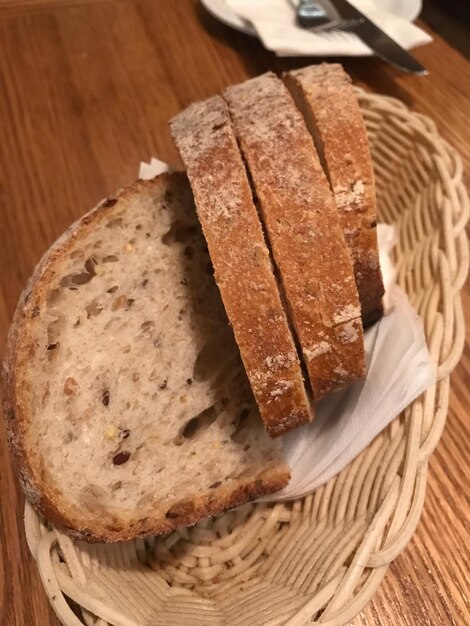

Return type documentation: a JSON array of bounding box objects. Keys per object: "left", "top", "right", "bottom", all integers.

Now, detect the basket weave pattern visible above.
[{"left": 24, "top": 90, "right": 469, "bottom": 626}]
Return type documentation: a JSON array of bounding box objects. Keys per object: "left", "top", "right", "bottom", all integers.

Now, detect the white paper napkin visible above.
[
  {"left": 139, "top": 158, "right": 435, "bottom": 500},
  {"left": 225, "top": 0, "right": 432, "bottom": 57},
  {"left": 139, "top": 157, "right": 173, "bottom": 179}
]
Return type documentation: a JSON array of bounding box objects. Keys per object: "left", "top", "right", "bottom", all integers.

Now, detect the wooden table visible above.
[{"left": 0, "top": 1, "right": 468, "bottom": 624}]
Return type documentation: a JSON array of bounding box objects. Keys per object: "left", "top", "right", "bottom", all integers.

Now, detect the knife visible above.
[{"left": 330, "top": 0, "right": 428, "bottom": 75}]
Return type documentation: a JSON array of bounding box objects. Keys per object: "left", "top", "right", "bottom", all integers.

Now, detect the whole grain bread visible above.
[
  {"left": 284, "top": 64, "right": 384, "bottom": 326},
  {"left": 170, "top": 96, "right": 313, "bottom": 436},
  {"left": 3, "top": 172, "right": 290, "bottom": 542},
  {"left": 224, "top": 74, "right": 366, "bottom": 401}
]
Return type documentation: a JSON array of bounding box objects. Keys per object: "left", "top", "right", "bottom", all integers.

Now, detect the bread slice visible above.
[
  {"left": 284, "top": 64, "right": 384, "bottom": 326},
  {"left": 170, "top": 96, "right": 313, "bottom": 436},
  {"left": 3, "top": 172, "right": 290, "bottom": 542},
  {"left": 224, "top": 73, "right": 365, "bottom": 401}
]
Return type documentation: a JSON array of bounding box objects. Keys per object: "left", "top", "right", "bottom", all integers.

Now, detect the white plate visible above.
[{"left": 200, "top": 0, "right": 422, "bottom": 36}]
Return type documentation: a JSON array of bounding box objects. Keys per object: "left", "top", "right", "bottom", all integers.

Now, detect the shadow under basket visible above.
[{"left": 24, "top": 89, "right": 469, "bottom": 626}]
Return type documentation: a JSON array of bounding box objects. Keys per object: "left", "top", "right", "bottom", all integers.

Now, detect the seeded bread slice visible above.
[
  {"left": 224, "top": 73, "right": 366, "bottom": 401},
  {"left": 284, "top": 64, "right": 384, "bottom": 326},
  {"left": 170, "top": 96, "right": 313, "bottom": 437},
  {"left": 3, "top": 173, "right": 290, "bottom": 542}
]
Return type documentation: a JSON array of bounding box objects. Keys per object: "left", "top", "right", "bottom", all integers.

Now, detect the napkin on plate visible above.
[
  {"left": 225, "top": 0, "right": 432, "bottom": 57},
  {"left": 139, "top": 158, "right": 435, "bottom": 500}
]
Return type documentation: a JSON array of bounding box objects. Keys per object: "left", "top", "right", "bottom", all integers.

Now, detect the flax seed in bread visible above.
[
  {"left": 170, "top": 96, "right": 313, "bottom": 436},
  {"left": 284, "top": 64, "right": 384, "bottom": 326},
  {"left": 3, "top": 173, "right": 291, "bottom": 542},
  {"left": 224, "top": 73, "right": 366, "bottom": 401}
]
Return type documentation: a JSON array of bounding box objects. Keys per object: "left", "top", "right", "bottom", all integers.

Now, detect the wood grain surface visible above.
[{"left": 0, "top": 1, "right": 469, "bottom": 624}]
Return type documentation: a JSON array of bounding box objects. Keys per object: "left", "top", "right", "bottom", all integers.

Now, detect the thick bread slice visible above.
[
  {"left": 3, "top": 172, "right": 290, "bottom": 542},
  {"left": 284, "top": 64, "right": 384, "bottom": 326},
  {"left": 224, "top": 74, "right": 365, "bottom": 401},
  {"left": 170, "top": 96, "right": 313, "bottom": 436}
]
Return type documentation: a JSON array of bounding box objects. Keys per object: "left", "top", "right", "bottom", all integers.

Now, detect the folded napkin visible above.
[
  {"left": 139, "top": 158, "right": 435, "bottom": 500},
  {"left": 225, "top": 0, "right": 432, "bottom": 57}
]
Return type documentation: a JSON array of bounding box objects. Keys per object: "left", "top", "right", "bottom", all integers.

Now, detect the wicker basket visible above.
[{"left": 24, "top": 89, "right": 469, "bottom": 626}]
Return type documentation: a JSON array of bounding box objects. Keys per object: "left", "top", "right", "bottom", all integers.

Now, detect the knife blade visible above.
[{"left": 331, "top": 0, "right": 428, "bottom": 75}]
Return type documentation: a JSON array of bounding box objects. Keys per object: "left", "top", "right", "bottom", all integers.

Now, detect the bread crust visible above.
[
  {"left": 171, "top": 96, "right": 313, "bottom": 435},
  {"left": 34, "top": 468, "right": 290, "bottom": 542},
  {"left": 3, "top": 173, "right": 290, "bottom": 542},
  {"left": 284, "top": 64, "right": 384, "bottom": 327},
  {"left": 224, "top": 74, "right": 366, "bottom": 401}
]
